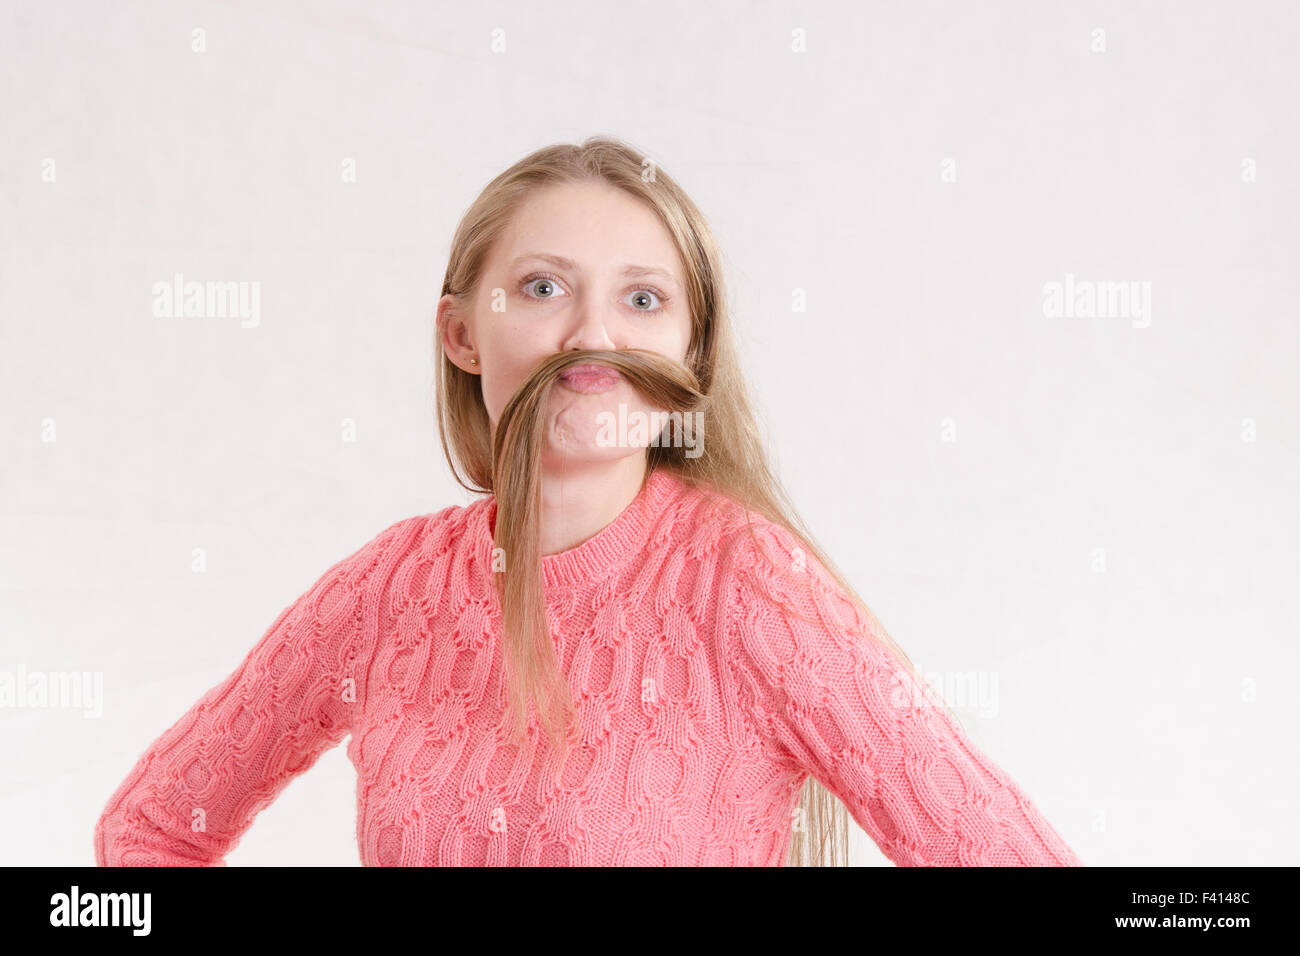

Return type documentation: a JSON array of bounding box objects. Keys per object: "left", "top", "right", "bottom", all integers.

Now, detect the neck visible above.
[{"left": 536, "top": 456, "right": 649, "bottom": 556}]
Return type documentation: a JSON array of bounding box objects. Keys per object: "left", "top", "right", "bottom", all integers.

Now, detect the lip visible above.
[{"left": 558, "top": 365, "right": 621, "bottom": 394}]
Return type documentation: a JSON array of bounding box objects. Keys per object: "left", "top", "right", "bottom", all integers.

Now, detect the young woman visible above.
[{"left": 94, "top": 136, "right": 1082, "bottom": 867}]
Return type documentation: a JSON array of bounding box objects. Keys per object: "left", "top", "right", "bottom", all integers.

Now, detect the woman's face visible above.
[{"left": 439, "top": 179, "right": 693, "bottom": 471}]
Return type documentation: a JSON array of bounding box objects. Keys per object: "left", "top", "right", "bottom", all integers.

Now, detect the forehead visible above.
[{"left": 491, "top": 181, "right": 685, "bottom": 283}]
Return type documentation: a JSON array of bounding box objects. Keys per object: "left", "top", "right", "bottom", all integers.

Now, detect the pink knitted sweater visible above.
[{"left": 94, "top": 468, "right": 1082, "bottom": 866}]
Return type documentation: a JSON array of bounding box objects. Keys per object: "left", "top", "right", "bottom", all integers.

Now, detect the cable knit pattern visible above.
[
  {"left": 94, "top": 468, "right": 1081, "bottom": 866},
  {"left": 726, "top": 520, "right": 1082, "bottom": 866}
]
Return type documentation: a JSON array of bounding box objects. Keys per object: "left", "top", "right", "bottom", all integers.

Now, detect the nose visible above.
[{"left": 561, "top": 300, "right": 618, "bottom": 354}]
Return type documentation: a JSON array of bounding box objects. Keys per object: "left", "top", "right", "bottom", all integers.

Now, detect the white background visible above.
[{"left": 2, "top": 0, "right": 1296, "bottom": 866}]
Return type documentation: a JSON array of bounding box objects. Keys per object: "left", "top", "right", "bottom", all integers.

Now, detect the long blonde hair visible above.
[{"left": 436, "top": 135, "right": 938, "bottom": 866}]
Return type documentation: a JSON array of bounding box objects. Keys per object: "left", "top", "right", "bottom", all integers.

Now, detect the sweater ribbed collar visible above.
[{"left": 479, "top": 467, "right": 682, "bottom": 588}]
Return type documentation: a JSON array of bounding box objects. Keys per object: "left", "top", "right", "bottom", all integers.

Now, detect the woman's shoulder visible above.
[
  {"left": 660, "top": 473, "right": 805, "bottom": 570},
  {"left": 672, "top": 477, "right": 853, "bottom": 606},
  {"left": 363, "top": 496, "right": 489, "bottom": 561},
  {"left": 684, "top": 489, "right": 875, "bottom": 642}
]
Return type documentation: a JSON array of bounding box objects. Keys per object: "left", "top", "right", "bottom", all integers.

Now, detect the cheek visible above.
[
  {"left": 481, "top": 359, "right": 540, "bottom": 422},
  {"left": 657, "top": 319, "right": 692, "bottom": 366},
  {"left": 478, "top": 371, "right": 511, "bottom": 424}
]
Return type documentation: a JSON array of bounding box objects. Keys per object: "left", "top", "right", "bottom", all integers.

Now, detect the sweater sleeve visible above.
[
  {"left": 722, "top": 523, "right": 1083, "bottom": 867},
  {"left": 93, "top": 516, "right": 424, "bottom": 866}
]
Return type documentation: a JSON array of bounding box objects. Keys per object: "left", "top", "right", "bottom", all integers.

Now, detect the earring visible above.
[{"left": 470, "top": 358, "right": 478, "bottom": 365}]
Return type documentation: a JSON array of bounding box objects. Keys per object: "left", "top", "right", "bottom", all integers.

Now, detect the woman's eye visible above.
[
  {"left": 522, "top": 275, "right": 566, "bottom": 300},
  {"left": 626, "top": 289, "right": 663, "bottom": 311}
]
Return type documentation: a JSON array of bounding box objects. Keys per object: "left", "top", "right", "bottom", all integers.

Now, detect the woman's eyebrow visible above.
[{"left": 510, "top": 253, "right": 681, "bottom": 289}]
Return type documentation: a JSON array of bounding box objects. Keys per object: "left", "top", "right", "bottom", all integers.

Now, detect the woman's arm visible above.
[
  {"left": 93, "top": 516, "right": 425, "bottom": 866},
  {"left": 722, "top": 523, "right": 1083, "bottom": 867}
]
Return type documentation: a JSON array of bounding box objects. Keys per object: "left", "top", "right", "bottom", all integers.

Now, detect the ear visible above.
[{"left": 437, "top": 293, "right": 480, "bottom": 373}]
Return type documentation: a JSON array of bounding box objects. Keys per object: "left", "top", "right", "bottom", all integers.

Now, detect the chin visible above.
[{"left": 540, "top": 440, "right": 644, "bottom": 469}]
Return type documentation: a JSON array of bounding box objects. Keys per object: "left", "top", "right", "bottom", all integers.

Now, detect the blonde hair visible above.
[{"left": 435, "top": 135, "right": 939, "bottom": 866}]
